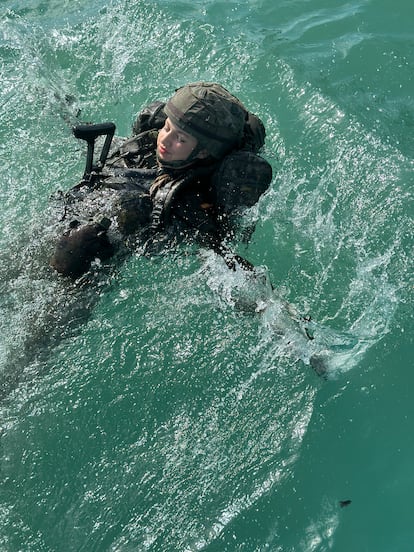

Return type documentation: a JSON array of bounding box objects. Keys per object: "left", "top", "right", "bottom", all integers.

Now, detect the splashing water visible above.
[{"left": 1, "top": 1, "right": 413, "bottom": 550}]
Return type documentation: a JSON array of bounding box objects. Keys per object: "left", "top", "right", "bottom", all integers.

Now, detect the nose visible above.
[{"left": 161, "top": 128, "right": 172, "bottom": 147}]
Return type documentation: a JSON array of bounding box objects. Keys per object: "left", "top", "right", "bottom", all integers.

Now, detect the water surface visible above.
[{"left": 1, "top": 0, "right": 413, "bottom": 550}]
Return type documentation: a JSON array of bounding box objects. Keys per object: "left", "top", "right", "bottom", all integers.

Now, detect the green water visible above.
[{"left": 1, "top": 0, "right": 413, "bottom": 550}]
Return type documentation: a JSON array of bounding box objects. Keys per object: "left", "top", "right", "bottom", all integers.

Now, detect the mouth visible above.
[{"left": 158, "top": 145, "right": 168, "bottom": 156}]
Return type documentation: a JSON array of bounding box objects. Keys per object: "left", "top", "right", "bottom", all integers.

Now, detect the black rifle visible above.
[{"left": 73, "top": 122, "right": 116, "bottom": 182}]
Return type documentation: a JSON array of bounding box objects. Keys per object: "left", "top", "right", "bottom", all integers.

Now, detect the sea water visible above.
[{"left": 0, "top": 0, "right": 413, "bottom": 550}]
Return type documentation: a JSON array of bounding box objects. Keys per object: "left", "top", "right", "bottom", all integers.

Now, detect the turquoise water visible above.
[{"left": 1, "top": 0, "right": 413, "bottom": 550}]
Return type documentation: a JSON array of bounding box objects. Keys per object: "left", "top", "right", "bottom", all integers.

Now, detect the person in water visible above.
[{"left": 50, "top": 82, "right": 272, "bottom": 278}]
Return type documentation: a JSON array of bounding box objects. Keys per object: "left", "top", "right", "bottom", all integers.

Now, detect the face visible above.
[{"left": 157, "top": 118, "right": 199, "bottom": 163}]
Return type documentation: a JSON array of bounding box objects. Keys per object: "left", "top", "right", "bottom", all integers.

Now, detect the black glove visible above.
[{"left": 50, "top": 218, "right": 114, "bottom": 278}]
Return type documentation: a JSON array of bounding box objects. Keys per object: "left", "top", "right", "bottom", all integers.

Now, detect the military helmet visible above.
[{"left": 164, "top": 82, "right": 247, "bottom": 159}]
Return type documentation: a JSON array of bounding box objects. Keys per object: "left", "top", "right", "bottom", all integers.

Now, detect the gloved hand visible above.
[{"left": 50, "top": 218, "right": 114, "bottom": 278}]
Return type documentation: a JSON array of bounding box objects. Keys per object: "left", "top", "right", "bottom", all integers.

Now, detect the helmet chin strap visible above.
[{"left": 156, "top": 142, "right": 205, "bottom": 170}]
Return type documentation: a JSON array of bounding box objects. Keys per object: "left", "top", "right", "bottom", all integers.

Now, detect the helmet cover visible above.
[{"left": 164, "top": 82, "right": 247, "bottom": 159}]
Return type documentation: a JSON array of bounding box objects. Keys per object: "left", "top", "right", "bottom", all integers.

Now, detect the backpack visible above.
[{"left": 211, "top": 150, "right": 272, "bottom": 214}]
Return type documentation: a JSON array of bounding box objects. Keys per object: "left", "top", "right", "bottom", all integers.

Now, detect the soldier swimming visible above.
[
  {"left": 50, "top": 82, "right": 273, "bottom": 278},
  {"left": 49, "top": 82, "right": 333, "bottom": 376}
]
